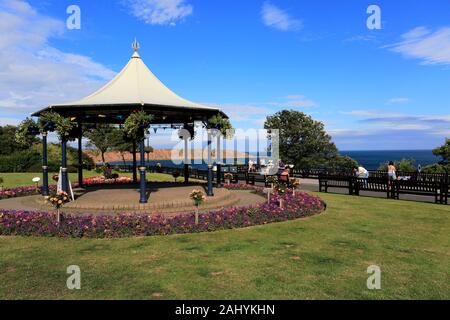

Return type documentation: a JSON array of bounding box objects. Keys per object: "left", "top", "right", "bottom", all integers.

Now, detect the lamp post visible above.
[
  {"left": 184, "top": 134, "right": 189, "bottom": 184},
  {"left": 77, "top": 122, "right": 83, "bottom": 188},
  {"left": 41, "top": 131, "right": 49, "bottom": 196},
  {"left": 207, "top": 128, "right": 214, "bottom": 196},
  {"left": 132, "top": 140, "right": 137, "bottom": 183},
  {"left": 61, "top": 138, "right": 69, "bottom": 194},
  {"left": 216, "top": 130, "right": 222, "bottom": 188},
  {"left": 139, "top": 136, "right": 147, "bottom": 204}
]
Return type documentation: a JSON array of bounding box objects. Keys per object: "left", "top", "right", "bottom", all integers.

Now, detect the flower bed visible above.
[
  {"left": 79, "top": 176, "right": 133, "bottom": 187},
  {"left": 0, "top": 176, "right": 133, "bottom": 200},
  {"left": 0, "top": 186, "right": 326, "bottom": 238},
  {"left": 224, "top": 183, "right": 265, "bottom": 192},
  {"left": 0, "top": 185, "right": 57, "bottom": 200}
]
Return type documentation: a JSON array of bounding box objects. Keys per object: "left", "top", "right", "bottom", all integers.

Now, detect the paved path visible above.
[
  {"left": 0, "top": 189, "right": 266, "bottom": 215},
  {"left": 1, "top": 178, "right": 444, "bottom": 215}
]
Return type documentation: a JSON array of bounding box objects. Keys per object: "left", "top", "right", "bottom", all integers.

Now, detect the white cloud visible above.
[
  {"left": 0, "top": 117, "right": 21, "bottom": 126},
  {"left": 420, "top": 115, "right": 450, "bottom": 122},
  {"left": 124, "top": 0, "right": 193, "bottom": 26},
  {"left": 392, "top": 124, "right": 430, "bottom": 130},
  {"left": 261, "top": 1, "right": 302, "bottom": 32},
  {"left": 215, "top": 94, "right": 317, "bottom": 125},
  {"left": 215, "top": 103, "right": 271, "bottom": 123},
  {"left": 432, "top": 129, "right": 450, "bottom": 136},
  {"left": 281, "top": 95, "right": 316, "bottom": 108},
  {"left": 327, "top": 128, "right": 370, "bottom": 137},
  {"left": 0, "top": 0, "right": 115, "bottom": 119},
  {"left": 388, "top": 26, "right": 450, "bottom": 65},
  {"left": 341, "top": 109, "right": 404, "bottom": 118},
  {"left": 387, "top": 97, "right": 410, "bottom": 105},
  {"left": 266, "top": 95, "right": 317, "bottom": 109}
]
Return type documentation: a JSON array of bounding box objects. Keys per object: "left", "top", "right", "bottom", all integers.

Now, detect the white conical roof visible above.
[{"left": 50, "top": 45, "right": 218, "bottom": 112}]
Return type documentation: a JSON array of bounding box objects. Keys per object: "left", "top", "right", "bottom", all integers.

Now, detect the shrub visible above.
[
  {"left": 266, "top": 176, "right": 278, "bottom": 186},
  {"left": 0, "top": 150, "right": 41, "bottom": 172},
  {"left": 274, "top": 183, "right": 287, "bottom": 194},
  {"left": 327, "top": 155, "right": 359, "bottom": 171},
  {"left": 422, "top": 163, "right": 450, "bottom": 174},
  {"left": 378, "top": 159, "right": 417, "bottom": 172}
]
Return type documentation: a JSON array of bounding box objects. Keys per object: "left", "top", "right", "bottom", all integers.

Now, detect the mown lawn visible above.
[
  {"left": 0, "top": 193, "right": 448, "bottom": 299},
  {"left": 0, "top": 171, "right": 198, "bottom": 188}
]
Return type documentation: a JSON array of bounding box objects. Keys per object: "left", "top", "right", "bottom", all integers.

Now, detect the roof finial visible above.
[{"left": 132, "top": 38, "right": 140, "bottom": 53}]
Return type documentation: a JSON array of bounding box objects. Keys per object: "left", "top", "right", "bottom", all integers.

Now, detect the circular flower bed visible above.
[{"left": 0, "top": 185, "right": 326, "bottom": 238}]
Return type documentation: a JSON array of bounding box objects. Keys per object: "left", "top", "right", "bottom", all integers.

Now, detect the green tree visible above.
[
  {"left": 208, "top": 114, "right": 233, "bottom": 137},
  {"left": 432, "top": 138, "right": 450, "bottom": 164},
  {"left": 84, "top": 124, "right": 122, "bottom": 164},
  {"left": 114, "top": 138, "right": 134, "bottom": 166},
  {"left": 264, "top": 110, "right": 339, "bottom": 168},
  {"left": 0, "top": 125, "right": 37, "bottom": 155}
]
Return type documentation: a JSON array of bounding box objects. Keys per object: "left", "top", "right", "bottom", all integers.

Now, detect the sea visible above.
[
  {"left": 109, "top": 150, "right": 439, "bottom": 171},
  {"left": 339, "top": 150, "right": 439, "bottom": 170}
]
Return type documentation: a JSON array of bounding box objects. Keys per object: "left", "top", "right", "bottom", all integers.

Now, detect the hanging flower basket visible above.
[
  {"left": 124, "top": 111, "right": 154, "bottom": 140},
  {"left": 40, "top": 112, "right": 75, "bottom": 140}
]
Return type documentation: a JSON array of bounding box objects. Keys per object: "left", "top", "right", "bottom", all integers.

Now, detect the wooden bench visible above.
[
  {"left": 444, "top": 183, "right": 449, "bottom": 205},
  {"left": 392, "top": 180, "right": 445, "bottom": 204},
  {"left": 277, "top": 174, "right": 294, "bottom": 188},
  {"left": 354, "top": 177, "right": 391, "bottom": 198},
  {"left": 246, "top": 173, "right": 274, "bottom": 187},
  {"left": 318, "top": 175, "right": 354, "bottom": 195}
]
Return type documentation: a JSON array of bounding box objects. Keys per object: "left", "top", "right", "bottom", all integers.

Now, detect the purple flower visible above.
[{"left": 0, "top": 184, "right": 325, "bottom": 238}]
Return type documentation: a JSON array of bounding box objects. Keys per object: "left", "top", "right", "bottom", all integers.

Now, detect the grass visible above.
[
  {"left": 0, "top": 193, "right": 448, "bottom": 299},
  {"left": 0, "top": 171, "right": 201, "bottom": 188}
]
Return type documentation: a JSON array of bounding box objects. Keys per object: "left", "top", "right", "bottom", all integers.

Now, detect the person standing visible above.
[
  {"left": 355, "top": 166, "right": 369, "bottom": 179},
  {"left": 388, "top": 161, "right": 397, "bottom": 180}
]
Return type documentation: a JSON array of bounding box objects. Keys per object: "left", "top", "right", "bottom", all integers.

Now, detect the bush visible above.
[
  {"left": 0, "top": 150, "right": 41, "bottom": 172},
  {"left": 378, "top": 159, "right": 417, "bottom": 172},
  {"left": 0, "top": 140, "right": 94, "bottom": 173},
  {"left": 422, "top": 163, "right": 450, "bottom": 174},
  {"left": 327, "top": 155, "right": 358, "bottom": 171}
]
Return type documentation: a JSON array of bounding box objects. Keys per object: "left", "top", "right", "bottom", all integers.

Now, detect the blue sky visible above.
[{"left": 1, "top": 0, "right": 450, "bottom": 150}]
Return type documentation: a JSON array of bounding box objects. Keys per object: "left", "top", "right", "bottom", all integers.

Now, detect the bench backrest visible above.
[
  {"left": 394, "top": 180, "right": 438, "bottom": 192},
  {"left": 356, "top": 177, "right": 389, "bottom": 191}
]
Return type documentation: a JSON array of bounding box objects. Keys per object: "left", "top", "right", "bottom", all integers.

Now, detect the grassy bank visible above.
[{"left": 0, "top": 193, "right": 448, "bottom": 299}]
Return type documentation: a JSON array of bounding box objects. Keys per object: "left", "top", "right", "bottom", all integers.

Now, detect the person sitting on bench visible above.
[
  {"left": 277, "top": 159, "right": 286, "bottom": 174},
  {"left": 279, "top": 168, "right": 290, "bottom": 184}
]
